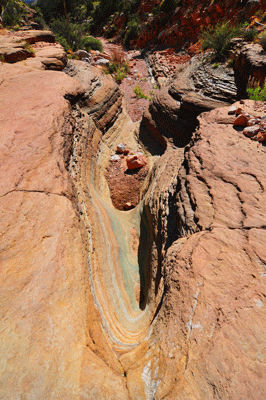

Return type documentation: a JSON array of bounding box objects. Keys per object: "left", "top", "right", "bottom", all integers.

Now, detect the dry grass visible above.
[{"left": 110, "top": 48, "right": 126, "bottom": 66}]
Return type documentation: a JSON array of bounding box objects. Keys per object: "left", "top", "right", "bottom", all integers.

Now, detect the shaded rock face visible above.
[
  {"left": 1, "top": 31, "right": 266, "bottom": 400},
  {"left": 230, "top": 39, "right": 266, "bottom": 91},
  {"left": 142, "top": 55, "right": 239, "bottom": 149}
]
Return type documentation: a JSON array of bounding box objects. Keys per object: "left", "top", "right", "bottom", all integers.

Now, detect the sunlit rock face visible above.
[{"left": 1, "top": 40, "right": 266, "bottom": 400}]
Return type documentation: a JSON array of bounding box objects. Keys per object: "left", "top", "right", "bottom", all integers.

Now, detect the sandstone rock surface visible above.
[
  {"left": 144, "top": 101, "right": 266, "bottom": 399},
  {"left": 0, "top": 58, "right": 129, "bottom": 399},
  {"left": 0, "top": 63, "right": 88, "bottom": 399},
  {"left": 1, "top": 27, "right": 266, "bottom": 399},
  {"left": 0, "top": 30, "right": 67, "bottom": 70}
]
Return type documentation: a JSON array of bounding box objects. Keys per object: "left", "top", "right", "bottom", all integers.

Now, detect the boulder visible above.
[
  {"left": 75, "top": 49, "right": 91, "bottom": 60},
  {"left": 126, "top": 153, "right": 147, "bottom": 169},
  {"left": 243, "top": 124, "right": 260, "bottom": 136},
  {"left": 233, "top": 113, "right": 249, "bottom": 126}
]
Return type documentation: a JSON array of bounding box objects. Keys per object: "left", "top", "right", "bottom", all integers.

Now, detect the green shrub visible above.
[
  {"left": 92, "top": 0, "right": 118, "bottom": 27},
  {"left": 23, "top": 42, "right": 35, "bottom": 55},
  {"left": 114, "top": 70, "right": 126, "bottom": 83},
  {"left": 247, "top": 83, "right": 266, "bottom": 101},
  {"left": 259, "top": 33, "right": 266, "bottom": 51},
  {"left": 105, "top": 24, "right": 116, "bottom": 38},
  {"left": 201, "top": 22, "right": 242, "bottom": 60},
  {"left": 49, "top": 18, "right": 92, "bottom": 51},
  {"left": 134, "top": 85, "right": 148, "bottom": 99},
  {"left": 243, "top": 27, "right": 257, "bottom": 41},
  {"left": 2, "top": 0, "right": 23, "bottom": 27},
  {"left": 55, "top": 34, "right": 70, "bottom": 51},
  {"left": 123, "top": 19, "right": 140, "bottom": 46},
  {"left": 81, "top": 36, "right": 103, "bottom": 52},
  {"left": 68, "top": 53, "right": 79, "bottom": 60},
  {"left": 32, "top": 6, "right": 46, "bottom": 29},
  {"left": 152, "top": 5, "right": 160, "bottom": 15}
]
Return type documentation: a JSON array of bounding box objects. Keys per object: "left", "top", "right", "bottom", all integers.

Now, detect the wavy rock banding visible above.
[{"left": 1, "top": 31, "right": 266, "bottom": 400}]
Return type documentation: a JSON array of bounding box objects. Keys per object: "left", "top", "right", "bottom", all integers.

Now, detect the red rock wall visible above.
[{"left": 135, "top": 0, "right": 266, "bottom": 49}]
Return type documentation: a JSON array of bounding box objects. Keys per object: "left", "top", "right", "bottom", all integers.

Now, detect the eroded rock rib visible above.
[
  {"left": 178, "top": 102, "right": 266, "bottom": 232},
  {"left": 130, "top": 100, "right": 266, "bottom": 399},
  {"left": 143, "top": 56, "right": 239, "bottom": 148},
  {"left": 0, "top": 30, "right": 67, "bottom": 69}
]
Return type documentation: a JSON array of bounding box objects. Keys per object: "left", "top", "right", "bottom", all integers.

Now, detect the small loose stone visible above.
[
  {"left": 234, "top": 114, "right": 249, "bottom": 127},
  {"left": 116, "top": 143, "right": 126, "bottom": 153},
  {"left": 110, "top": 154, "right": 120, "bottom": 161},
  {"left": 243, "top": 125, "right": 260, "bottom": 137},
  {"left": 228, "top": 105, "right": 237, "bottom": 115}
]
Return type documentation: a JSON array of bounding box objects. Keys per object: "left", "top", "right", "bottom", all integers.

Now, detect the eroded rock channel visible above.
[
  {"left": 1, "top": 34, "right": 266, "bottom": 399},
  {"left": 65, "top": 51, "right": 266, "bottom": 398}
]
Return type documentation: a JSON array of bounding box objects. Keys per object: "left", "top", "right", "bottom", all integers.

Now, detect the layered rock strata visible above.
[
  {"left": 0, "top": 30, "right": 67, "bottom": 69},
  {"left": 143, "top": 56, "right": 239, "bottom": 150},
  {"left": 1, "top": 31, "right": 266, "bottom": 400}
]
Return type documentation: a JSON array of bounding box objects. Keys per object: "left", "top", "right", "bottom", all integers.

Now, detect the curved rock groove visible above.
[{"left": 67, "top": 67, "right": 163, "bottom": 354}]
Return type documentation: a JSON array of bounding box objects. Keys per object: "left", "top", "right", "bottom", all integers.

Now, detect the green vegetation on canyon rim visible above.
[{"left": 201, "top": 22, "right": 243, "bottom": 60}]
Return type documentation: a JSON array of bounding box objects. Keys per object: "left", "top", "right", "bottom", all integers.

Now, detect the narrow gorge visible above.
[{"left": 1, "top": 20, "right": 266, "bottom": 400}]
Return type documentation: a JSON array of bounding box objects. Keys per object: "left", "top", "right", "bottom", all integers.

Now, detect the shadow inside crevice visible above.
[{"left": 138, "top": 206, "right": 153, "bottom": 310}]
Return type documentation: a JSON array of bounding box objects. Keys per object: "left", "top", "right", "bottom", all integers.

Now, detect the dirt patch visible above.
[
  {"left": 105, "top": 155, "right": 149, "bottom": 211},
  {"left": 100, "top": 38, "right": 155, "bottom": 122}
]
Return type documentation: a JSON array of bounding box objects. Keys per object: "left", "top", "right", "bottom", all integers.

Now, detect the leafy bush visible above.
[
  {"left": 123, "top": 19, "right": 140, "bottom": 46},
  {"left": 49, "top": 18, "right": 91, "bottom": 51},
  {"left": 105, "top": 24, "right": 116, "bottom": 39},
  {"left": 2, "top": 0, "right": 23, "bottom": 27},
  {"left": 121, "top": 0, "right": 141, "bottom": 17},
  {"left": 243, "top": 27, "right": 257, "bottom": 41},
  {"left": 247, "top": 83, "right": 266, "bottom": 101},
  {"left": 259, "top": 33, "right": 266, "bottom": 51},
  {"left": 201, "top": 22, "right": 242, "bottom": 60},
  {"left": 37, "top": 0, "right": 93, "bottom": 22},
  {"left": 114, "top": 70, "right": 126, "bottom": 83},
  {"left": 92, "top": 0, "right": 118, "bottom": 27},
  {"left": 23, "top": 41, "right": 35, "bottom": 55},
  {"left": 81, "top": 36, "right": 103, "bottom": 52},
  {"left": 32, "top": 6, "right": 47, "bottom": 29}
]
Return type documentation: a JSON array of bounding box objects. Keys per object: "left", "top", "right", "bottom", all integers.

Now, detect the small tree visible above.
[{"left": 201, "top": 22, "right": 242, "bottom": 60}]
